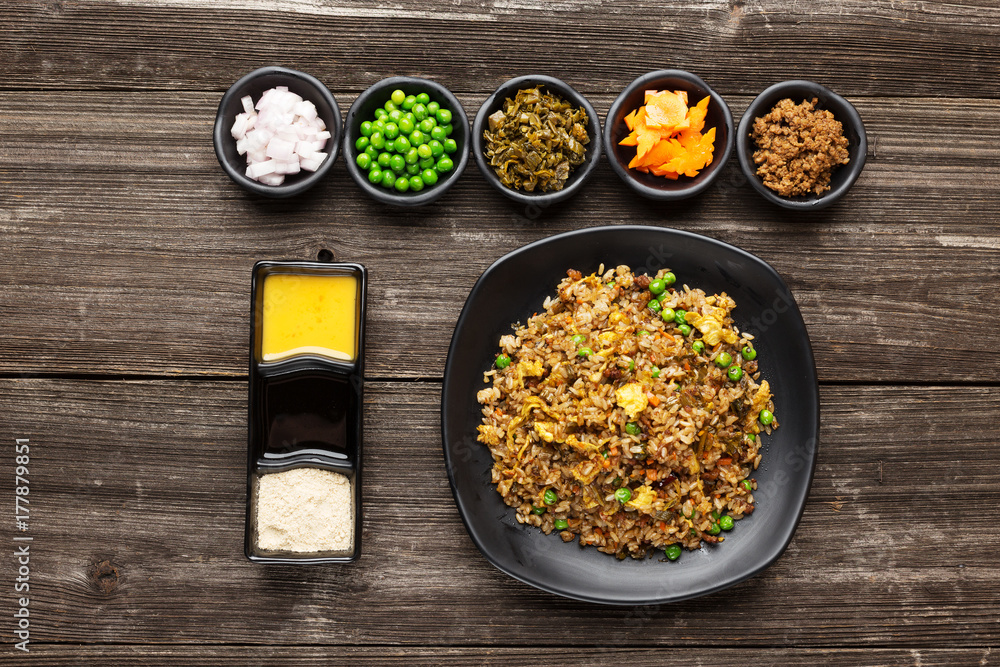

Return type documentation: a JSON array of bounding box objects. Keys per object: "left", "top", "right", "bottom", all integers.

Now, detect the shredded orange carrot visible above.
[
  {"left": 619, "top": 91, "right": 716, "bottom": 179},
  {"left": 718, "top": 456, "right": 733, "bottom": 466},
  {"left": 647, "top": 393, "right": 661, "bottom": 407}
]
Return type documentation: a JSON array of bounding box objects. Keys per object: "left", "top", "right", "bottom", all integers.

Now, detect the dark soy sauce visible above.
[{"left": 259, "top": 372, "right": 356, "bottom": 460}]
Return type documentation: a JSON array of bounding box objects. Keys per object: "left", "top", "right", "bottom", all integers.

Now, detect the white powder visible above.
[{"left": 255, "top": 467, "right": 353, "bottom": 553}]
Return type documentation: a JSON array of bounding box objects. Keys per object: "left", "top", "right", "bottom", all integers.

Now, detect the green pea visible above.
[
  {"left": 629, "top": 360, "right": 635, "bottom": 371},
  {"left": 495, "top": 353, "right": 511, "bottom": 369},
  {"left": 429, "top": 139, "right": 444, "bottom": 157},
  {"left": 742, "top": 345, "right": 757, "bottom": 361},
  {"left": 369, "top": 131, "right": 384, "bottom": 150},
  {"left": 648, "top": 299, "right": 662, "bottom": 314},
  {"left": 409, "top": 175, "right": 424, "bottom": 191},
  {"left": 571, "top": 334, "right": 587, "bottom": 346},
  {"left": 692, "top": 340, "right": 705, "bottom": 354},
  {"left": 625, "top": 422, "right": 641, "bottom": 436},
  {"left": 436, "top": 156, "right": 454, "bottom": 173},
  {"left": 365, "top": 145, "right": 379, "bottom": 160},
  {"left": 367, "top": 167, "right": 382, "bottom": 184},
  {"left": 394, "top": 176, "right": 410, "bottom": 192},
  {"left": 417, "top": 144, "right": 433, "bottom": 160},
  {"left": 759, "top": 409, "right": 774, "bottom": 426},
  {"left": 711, "top": 510, "right": 721, "bottom": 521},
  {"left": 418, "top": 117, "right": 436, "bottom": 133},
  {"left": 355, "top": 153, "right": 371, "bottom": 170},
  {"left": 649, "top": 279, "right": 666, "bottom": 295},
  {"left": 663, "top": 272, "right": 676, "bottom": 286},
  {"left": 393, "top": 136, "right": 411, "bottom": 153},
  {"left": 389, "top": 154, "right": 405, "bottom": 174},
  {"left": 404, "top": 147, "right": 419, "bottom": 165},
  {"left": 373, "top": 108, "right": 388, "bottom": 120},
  {"left": 421, "top": 168, "right": 439, "bottom": 185},
  {"left": 678, "top": 324, "right": 692, "bottom": 336},
  {"left": 664, "top": 544, "right": 682, "bottom": 561},
  {"left": 427, "top": 101, "right": 440, "bottom": 114},
  {"left": 715, "top": 352, "right": 733, "bottom": 368},
  {"left": 531, "top": 505, "right": 546, "bottom": 515},
  {"left": 413, "top": 103, "right": 428, "bottom": 121},
  {"left": 727, "top": 365, "right": 743, "bottom": 381},
  {"left": 390, "top": 89, "right": 405, "bottom": 106},
  {"left": 406, "top": 163, "right": 420, "bottom": 176},
  {"left": 719, "top": 515, "right": 735, "bottom": 531},
  {"left": 708, "top": 523, "right": 721, "bottom": 535},
  {"left": 651, "top": 366, "right": 660, "bottom": 378},
  {"left": 442, "top": 123, "right": 454, "bottom": 136},
  {"left": 398, "top": 116, "right": 415, "bottom": 134},
  {"left": 747, "top": 433, "right": 756, "bottom": 441},
  {"left": 377, "top": 152, "right": 391, "bottom": 168},
  {"left": 409, "top": 129, "right": 425, "bottom": 146},
  {"left": 437, "top": 108, "right": 453, "bottom": 124},
  {"left": 372, "top": 118, "right": 386, "bottom": 132},
  {"left": 443, "top": 138, "right": 458, "bottom": 154},
  {"left": 354, "top": 136, "right": 370, "bottom": 152},
  {"left": 359, "top": 121, "right": 373, "bottom": 137},
  {"left": 430, "top": 126, "right": 447, "bottom": 141},
  {"left": 741, "top": 479, "right": 753, "bottom": 492},
  {"left": 615, "top": 487, "right": 632, "bottom": 503},
  {"left": 543, "top": 489, "right": 558, "bottom": 505},
  {"left": 638, "top": 330, "right": 649, "bottom": 336},
  {"left": 553, "top": 519, "right": 568, "bottom": 530},
  {"left": 383, "top": 100, "right": 398, "bottom": 113},
  {"left": 656, "top": 292, "right": 670, "bottom": 302},
  {"left": 674, "top": 309, "right": 687, "bottom": 325},
  {"left": 416, "top": 92, "right": 430, "bottom": 105},
  {"left": 419, "top": 156, "right": 436, "bottom": 170},
  {"left": 380, "top": 170, "right": 396, "bottom": 188},
  {"left": 383, "top": 122, "right": 399, "bottom": 140},
  {"left": 660, "top": 307, "right": 675, "bottom": 322},
  {"left": 577, "top": 347, "right": 593, "bottom": 358},
  {"left": 388, "top": 109, "right": 402, "bottom": 122},
  {"left": 402, "top": 94, "right": 416, "bottom": 110}
]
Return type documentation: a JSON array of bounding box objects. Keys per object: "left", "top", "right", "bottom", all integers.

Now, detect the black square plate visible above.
[{"left": 441, "top": 225, "right": 819, "bottom": 604}]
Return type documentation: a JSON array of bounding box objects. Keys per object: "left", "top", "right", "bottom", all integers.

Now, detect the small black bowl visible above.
[
  {"left": 343, "top": 77, "right": 469, "bottom": 207},
  {"left": 736, "top": 80, "right": 867, "bottom": 210},
  {"left": 213, "top": 66, "right": 341, "bottom": 198},
  {"left": 604, "top": 70, "right": 734, "bottom": 201},
  {"left": 472, "top": 75, "right": 602, "bottom": 207}
]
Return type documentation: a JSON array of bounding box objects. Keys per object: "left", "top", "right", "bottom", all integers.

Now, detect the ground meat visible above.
[
  {"left": 634, "top": 275, "right": 651, "bottom": 289},
  {"left": 751, "top": 97, "right": 850, "bottom": 197}
]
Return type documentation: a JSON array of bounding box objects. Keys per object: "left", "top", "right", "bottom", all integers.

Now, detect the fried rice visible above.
[{"left": 476, "top": 264, "right": 778, "bottom": 559}]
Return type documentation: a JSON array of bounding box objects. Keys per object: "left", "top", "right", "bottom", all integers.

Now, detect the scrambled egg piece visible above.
[
  {"left": 598, "top": 330, "right": 619, "bottom": 347},
  {"left": 686, "top": 306, "right": 738, "bottom": 346},
  {"left": 615, "top": 382, "right": 648, "bottom": 419},
  {"left": 534, "top": 422, "right": 556, "bottom": 443},
  {"left": 477, "top": 423, "right": 501, "bottom": 446},
  {"left": 627, "top": 485, "right": 658, "bottom": 513},
  {"left": 517, "top": 358, "right": 544, "bottom": 378}
]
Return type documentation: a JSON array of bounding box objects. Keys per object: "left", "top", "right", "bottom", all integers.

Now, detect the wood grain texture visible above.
[
  {"left": 2, "top": 1, "right": 1000, "bottom": 97},
  {"left": 1, "top": 91, "right": 999, "bottom": 381},
  {"left": 1, "top": 379, "right": 998, "bottom": 647},
  {"left": 3, "top": 646, "right": 996, "bottom": 666}
]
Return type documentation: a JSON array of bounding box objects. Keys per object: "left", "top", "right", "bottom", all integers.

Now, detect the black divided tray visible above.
[{"left": 244, "top": 261, "right": 367, "bottom": 564}]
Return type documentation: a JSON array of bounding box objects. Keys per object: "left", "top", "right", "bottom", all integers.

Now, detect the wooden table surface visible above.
[{"left": 3, "top": 1, "right": 1000, "bottom": 664}]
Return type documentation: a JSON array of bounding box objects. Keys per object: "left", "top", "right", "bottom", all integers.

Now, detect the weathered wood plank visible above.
[
  {"left": 1, "top": 379, "right": 998, "bottom": 646},
  {"left": 2, "top": 1, "right": 1000, "bottom": 97},
  {"left": 1, "top": 92, "right": 998, "bottom": 381},
  {"left": 3, "top": 645, "right": 996, "bottom": 666}
]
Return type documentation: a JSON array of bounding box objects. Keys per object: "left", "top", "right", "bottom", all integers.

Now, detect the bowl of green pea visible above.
[{"left": 343, "top": 77, "right": 469, "bottom": 206}]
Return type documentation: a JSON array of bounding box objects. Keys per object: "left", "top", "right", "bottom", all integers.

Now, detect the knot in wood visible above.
[{"left": 89, "top": 560, "right": 122, "bottom": 596}]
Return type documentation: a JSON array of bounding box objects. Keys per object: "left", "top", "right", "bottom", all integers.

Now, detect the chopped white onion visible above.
[{"left": 231, "top": 86, "right": 329, "bottom": 186}]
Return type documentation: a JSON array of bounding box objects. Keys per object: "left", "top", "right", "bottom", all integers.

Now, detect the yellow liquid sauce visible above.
[{"left": 260, "top": 274, "right": 357, "bottom": 362}]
